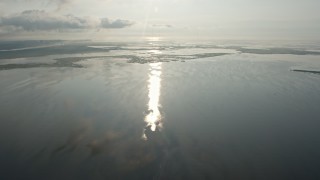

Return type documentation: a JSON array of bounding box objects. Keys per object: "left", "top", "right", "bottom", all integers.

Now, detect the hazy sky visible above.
[{"left": 0, "top": 0, "right": 319, "bottom": 40}]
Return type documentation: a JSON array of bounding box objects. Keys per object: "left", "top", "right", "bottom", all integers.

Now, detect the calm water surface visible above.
[{"left": 1, "top": 42, "right": 320, "bottom": 180}]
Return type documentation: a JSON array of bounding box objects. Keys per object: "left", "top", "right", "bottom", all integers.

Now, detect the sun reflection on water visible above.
[
  {"left": 144, "top": 62, "right": 162, "bottom": 139},
  {"left": 146, "top": 36, "right": 162, "bottom": 42}
]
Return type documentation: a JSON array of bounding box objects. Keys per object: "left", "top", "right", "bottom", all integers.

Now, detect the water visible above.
[{"left": 0, "top": 40, "right": 320, "bottom": 179}]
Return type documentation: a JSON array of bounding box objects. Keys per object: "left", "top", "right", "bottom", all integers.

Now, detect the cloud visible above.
[
  {"left": 152, "top": 24, "right": 173, "bottom": 28},
  {"left": 0, "top": 10, "right": 133, "bottom": 32},
  {"left": 101, "top": 18, "right": 134, "bottom": 29}
]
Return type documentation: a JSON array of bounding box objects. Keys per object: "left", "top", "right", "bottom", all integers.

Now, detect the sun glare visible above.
[{"left": 144, "top": 62, "right": 163, "bottom": 138}]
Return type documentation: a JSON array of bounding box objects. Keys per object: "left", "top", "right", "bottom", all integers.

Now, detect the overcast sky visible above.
[{"left": 0, "top": 0, "right": 319, "bottom": 40}]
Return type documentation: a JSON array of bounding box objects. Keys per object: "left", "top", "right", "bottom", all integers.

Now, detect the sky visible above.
[{"left": 0, "top": 0, "right": 319, "bottom": 40}]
